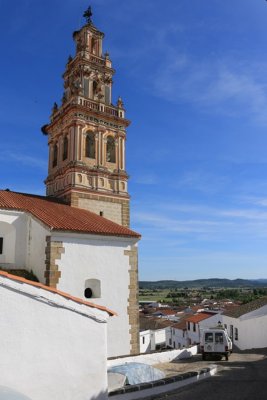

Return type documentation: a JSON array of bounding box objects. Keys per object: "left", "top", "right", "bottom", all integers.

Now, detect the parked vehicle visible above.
[{"left": 200, "top": 326, "right": 232, "bottom": 361}]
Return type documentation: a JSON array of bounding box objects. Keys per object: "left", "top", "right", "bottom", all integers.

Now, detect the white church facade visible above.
[{"left": 0, "top": 7, "right": 140, "bottom": 358}]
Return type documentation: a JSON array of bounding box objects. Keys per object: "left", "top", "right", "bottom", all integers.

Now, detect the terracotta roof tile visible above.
[
  {"left": 185, "top": 312, "right": 215, "bottom": 323},
  {"left": 0, "top": 190, "right": 140, "bottom": 238},
  {"left": 223, "top": 296, "right": 267, "bottom": 318},
  {"left": 0, "top": 270, "right": 116, "bottom": 316}
]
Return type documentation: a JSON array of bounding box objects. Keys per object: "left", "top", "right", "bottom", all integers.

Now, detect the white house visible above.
[
  {"left": 0, "top": 270, "right": 115, "bottom": 400},
  {"left": 0, "top": 190, "right": 140, "bottom": 357},
  {"left": 223, "top": 296, "right": 267, "bottom": 350},
  {"left": 167, "top": 312, "right": 222, "bottom": 349},
  {"left": 140, "top": 327, "right": 167, "bottom": 353}
]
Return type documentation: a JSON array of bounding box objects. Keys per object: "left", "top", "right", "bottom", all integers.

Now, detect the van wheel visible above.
[
  {"left": 202, "top": 353, "right": 206, "bottom": 361},
  {"left": 225, "top": 354, "right": 229, "bottom": 361}
]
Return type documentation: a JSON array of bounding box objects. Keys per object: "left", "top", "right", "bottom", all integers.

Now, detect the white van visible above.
[{"left": 200, "top": 327, "right": 232, "bottom": 361}]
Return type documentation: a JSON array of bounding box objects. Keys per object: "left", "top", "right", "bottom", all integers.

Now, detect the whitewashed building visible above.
[
  {"left": 140, "top": 328, "right": 167, "bottom": 353},
  {"left": 223, "top": 297, "right": 267, "bottom": 350},
  {"left": 0, "top": 270, "right": 115, "bottom": 400},
  {"left": 167, "top": 312, "right": 222, "bottom": 349},
  {"left": 0, "top": 190, "right": 140, "bottom": 357}
]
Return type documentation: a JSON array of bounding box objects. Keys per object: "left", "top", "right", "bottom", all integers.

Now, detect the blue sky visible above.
[{"left": 1, "top": 0, "right": 267, "bottom": 281}]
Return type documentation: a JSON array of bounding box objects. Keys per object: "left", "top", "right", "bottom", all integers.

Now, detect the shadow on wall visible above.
[
  {"left": 0, "top": 387, "right": 32, "bottom": 400},
  {"left": 174, "top": 348, "right": 194, "bottom": 361},
  {"left": 0, "top": 387, "right": 108, "bottom": 400}
]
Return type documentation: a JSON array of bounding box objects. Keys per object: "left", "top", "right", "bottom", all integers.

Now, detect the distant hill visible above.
[{"left": 139, "top": 278, "right": 267, "bottom": 289}]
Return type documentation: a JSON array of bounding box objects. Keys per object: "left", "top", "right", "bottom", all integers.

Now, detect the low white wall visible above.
[
  {"left": 0, "top": 274, "right": 110, "bottom": 400},
  {"left": 107, "top": 346, "right": 198, "bottom": 368}
]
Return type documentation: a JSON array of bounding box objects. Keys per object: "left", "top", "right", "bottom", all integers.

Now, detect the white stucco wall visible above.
[
  {"left": 0, "top": 274, "right": 109, "bottom": 400},
  {"left": 52, "top": 232, "right": 138, "bottom": 358},
  {"left": 170, "top": 328, "right": 187, "bottom": 349},
  {"left": 151, "top": 328, "right": 167, "bottom": 350},
  {"left": 0, "top": 210, "right": 48, "bottom": 283},
  {"left": 0, "top": 210, "right": 28, "bottom": 267},
  {"left": 0, "top": 209, "right": 139, "bottom": 358},
  {"left": 223, "top": 313, "right": 267, "bottom": 350},
  {"left": 27, "top": 217, "right": 49, "bottom": 283},
  {"left": 140, "top": 330, "right": 151, "bottom": 353}
]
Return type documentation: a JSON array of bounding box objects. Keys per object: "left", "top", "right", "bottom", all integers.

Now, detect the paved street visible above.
[{"left": 143, "top": 349, "right": 267, "bottom": 400}]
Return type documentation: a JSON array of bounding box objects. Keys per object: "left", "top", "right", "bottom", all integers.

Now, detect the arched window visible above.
[
  {"left": 62, "top": 136, "right": 68, "bottom": 161},
  {"left": 106, "top": 136, "right": 116, "bottom": 163},
  {"left": 92, "top": 80, "right": 98, "bottom": 97},
  {"left": 85, "top": 133, "right": 95, "bottom": 159},
  {"left": 91, "top": 37, "right": 97, "bottom": 54},
  {"left": 52, "top": 143, "right": 58, "bottom": 167}
]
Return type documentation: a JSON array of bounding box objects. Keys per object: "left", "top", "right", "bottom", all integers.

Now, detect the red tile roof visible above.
[
  {"left": 185, "top": 312, "right": 215, "bottom": 323},
  {"left": 0, "top": 190, "right": 140, "bottom": 238},
  {"left": 0, "top": 270, "right": 116, "bottom": 316}
]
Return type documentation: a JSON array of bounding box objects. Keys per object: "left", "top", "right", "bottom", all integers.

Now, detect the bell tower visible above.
[{"left": 44, "top": 7, "right": 130, "bottom": 227}]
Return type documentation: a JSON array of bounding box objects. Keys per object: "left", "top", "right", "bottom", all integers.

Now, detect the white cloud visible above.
[{"left": 152, "top": 57, "right": 267, "bottom": 125}]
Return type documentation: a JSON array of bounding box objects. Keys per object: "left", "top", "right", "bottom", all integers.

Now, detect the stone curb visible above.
[{"left": 109, "top": 365, "right": 217, "bottom": 399}]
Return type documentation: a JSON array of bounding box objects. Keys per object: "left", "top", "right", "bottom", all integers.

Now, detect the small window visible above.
[
  {"left": 193, "top": 323, "right": 196, "bottom": 332},
  {"left": 187, "top": 322, "right": 190, "bottom": 330},
  {"left": 234, "top": 328, "right": 238, "bottom": 341},
  {"left": 142, "top": 337, "right": 145, "bottom": 345},
  {"left": 0, "top": 237, "right": 3, "bottom": 254},
  {"left": 99, "top": 211, "right": 104, "bottom": 217},
  {"left": 173, "top": 341, "right": 176, "bottom": 348},
  {"left": 169, "top": 338, "right": 172, "bottom": 346}
]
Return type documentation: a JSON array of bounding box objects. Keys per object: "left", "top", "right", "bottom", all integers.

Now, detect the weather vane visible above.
[{"left": 83, "top": 6, "right": 93, "bottom": 24}]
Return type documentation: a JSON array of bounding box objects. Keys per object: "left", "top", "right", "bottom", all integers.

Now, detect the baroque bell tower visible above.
[{"left": 44, "top": 7, "right": 130, "bottom": 227}]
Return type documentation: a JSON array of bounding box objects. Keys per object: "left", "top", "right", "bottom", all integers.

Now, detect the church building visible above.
[{"left": 0, "top": 7, "right": 140, "bottom": 358}]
